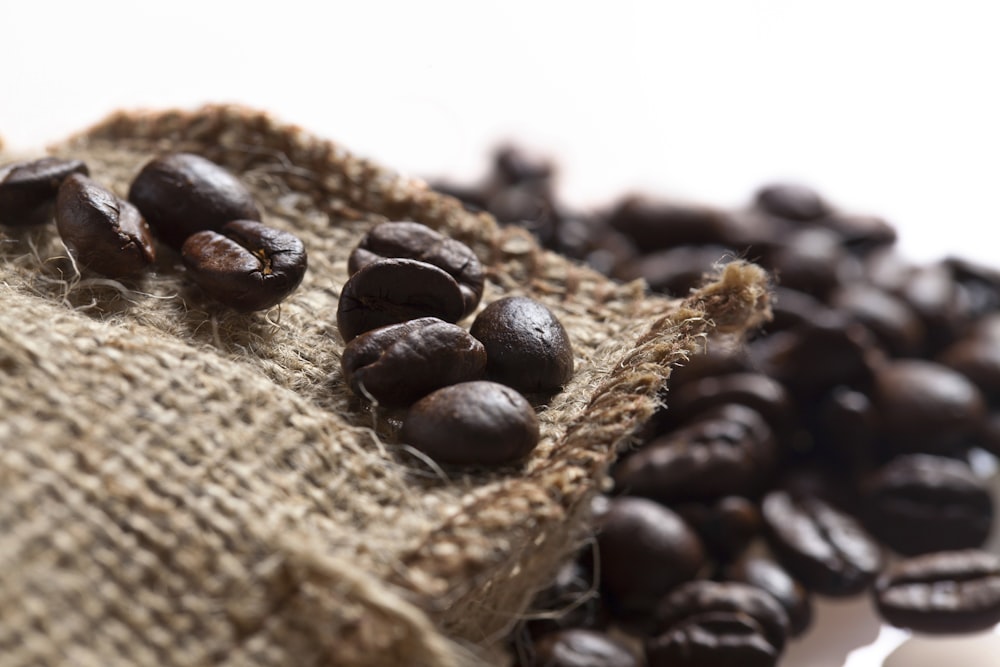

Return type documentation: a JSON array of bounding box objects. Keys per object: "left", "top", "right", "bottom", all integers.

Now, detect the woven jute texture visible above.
[{"left": 0, "top": 106, "right": 770, "bottom": 667}]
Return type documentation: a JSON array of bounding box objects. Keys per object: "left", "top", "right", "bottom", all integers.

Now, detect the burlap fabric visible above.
[{"left": 0, "top": 106, "right": 770, "bottom": 666}]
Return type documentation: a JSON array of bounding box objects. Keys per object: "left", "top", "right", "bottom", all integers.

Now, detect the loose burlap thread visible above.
[{"left": 0, "top": 106, "right": 770, "bottom": 666}]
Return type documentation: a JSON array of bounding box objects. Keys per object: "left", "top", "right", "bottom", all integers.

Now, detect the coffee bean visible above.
[
  {"left": 811, "top": 387, "right": 878, "bottom": 474},
  {"left": 939, "top": 335, "right": 1000, "bottom": 406},
  {"left": 653, "top": 580, "right": 790, "bottom": 653},
  {"left": 54, "top": 174, "right": 155, "bottom": 277},
  {"left": 527, "top": 629, "right": 638, "bottom": 667},
  {"left": 873, "top": 360, "right": 987, "bottom": 456},
  {"left": 400, "top": 380, "right": 539, "bottom": 465},
  {"left": 596, "top": 497, "right": 705, "bottom": 618},
  {"left": 898, "top": 262, "right": 972, "bottom": 354},
  {"left": 613, "top": 245, "right": 735, "bottom": 296},
  {"left": 606, "top": 196, "right": 740, "bottom": 250},
  {"left": 0, "top": 156, "right": 88, "bottom": 226},
  {"left": 470, "top": 296, "right": 574, "bottom": 394},
  {"left": 521, "top": 559, "right": 607, "bottom": 639},
  {"left": 820, "top": 213, "right": 897, "bottom": 252},
  {"left": 831, "top": 284, "right": 925, "bottom": 357},
  {"left": 128, "top": 152, "right": 260, "bottom": 249},
  {"left": 181, "top": 220, "right": 306, "bottom": 312},
  {"left": 761, "top": 489, "right": 882, "bottom": 596},
  {"left": 664, "top": 373, "right": 794, "bottom": 440},
  {"left": 614, "top": 405, "right": 777, "bottom": 504},
  {"left": 873, "top": 550, "right": 1000, "bottom": 634},
  {"left": 763, "top": 228, "right": 848, "bottom": 299},
  {"left": 337, "top": 258, "right": 465, "bottom": 342},
  {"left": 340, "top": 317, "right": 486, "bottom": 408},
  {"left": 861, "top": 454, "right": 993, "bottom": 555},
  {"left": 646, "top": 612, "right": 779, "bottom": 667},
  {"left": 754, "top": 183, "right": 829, "bottom": 222},
  {"left": 348, "top": 221, "right": 484, "bottom": 317},
  {"left": 675, "top": 496, "right": 761, "bottom": 562},
  {"left": 725, "top": 556, "right": 813, "bottom": 637}
]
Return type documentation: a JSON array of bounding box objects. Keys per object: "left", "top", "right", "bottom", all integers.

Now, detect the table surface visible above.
[{"left": 3, "top": 2, "right": 999, "bottom": 664}]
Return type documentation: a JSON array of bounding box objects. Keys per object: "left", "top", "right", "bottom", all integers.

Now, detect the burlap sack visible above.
[{"left": 0, "top": 106, "right": 770, "bottom": 666}]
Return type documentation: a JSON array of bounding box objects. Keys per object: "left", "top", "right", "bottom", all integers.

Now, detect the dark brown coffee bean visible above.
[
  {"left": 653, "top": 580, "right": 789, "bottom": 653},
  {"left": 340, "top": 317, "right": 486, "bottom": 408},
  {"left": 596, "top": 497, "right": 705, "bottom": 618},
  {"left": 764, "top": 228, "right": 848, "bottom": 298},
  {"left": 182, "top": 220, "right": 306, "bottom": 312},
  {"left": 528, "top": 629, "right": 638, "bottom": 667},
  {"left": 470, "top": 296, "right": 574, "bottom": 393},
  {"left": 54, "top": 174, "right": 155, "bottom": 277},
  {"left": 128, "top": 152, "right": 260, "bottom": 249},
  {"left": 761, "top": 489, "right": 882, "bottom": 596},
  {"left": 606, "top": 196, "right": 740, "bottom": 250},
  {"left": 898, "top": 262, "right": 971, "bottom": 354},
  {"left": 945, "top": 256, "right": 1000, "bottom": 320},
  {"left": 750, "top": 316, "right": 875, "bottom": 400},
  {"left": 939, "top": 335, "right": 1000, "bottom": 406},
  {"left": 491, "top": 145, "right": 555, "bottom": 187},
  {"left": 664, "top": 373, "right": 794, "bottom": 440},
  {"left": 861, "top": 454, "right": 993, "bottom": 556},
  {"left": 873, "top": 360, "right": 987, "bottom": 456},
  {"left": 873, "top": 550, "right": 1000, "bottom": 634},
  {"left": 646, "top": 612, "right": 779, "bottom": 667},
  {"left": 725, "top": 556, "right": 813, "bottom": 637},
  {"left": 614, "top": 405, "right": 777, "bottom": 505},
  {"left": 812, "top": 387, "right": 878, "bottom": 474},
  {"left": 614, "top": 245, "right": 735, "bottom": 296},
  {"left": 754, "top": 183, "right": 829, "bottom": 222},
  {"left": 400, "top": 380, "right": 539, "bottom": 465},
  {"left": 0, "top": 156, "right": 88, "bottom": 226},
  {"left": 337, "top": 258, "right": 465, "bottom": 342},
  {"left": 831, "top": 284, "right": 925, "bottom": 357},
  {"left": 820, "top": 213, "right": 897, "bottom": 252},
  {"left": 675, "top": 496, "right": 761, "bottom": 562},
  {"left": 764, "top": 287, "right": 832, "bottom": 335},
  {"left": 667, "top": 345, "right": 751, "bottom": 389},
  {"left": 521, "top": 559, "right": 607, "bottom": 639},
  {"left": 348, "top": 221, "right": 484, "bottom": 317}
]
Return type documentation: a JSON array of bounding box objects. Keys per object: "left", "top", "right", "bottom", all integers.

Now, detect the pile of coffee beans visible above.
[
  {"left": 433, "top": 148, "right": 1000, "bottom": 666},
  {"left": 0, "top": 153, "right": 307, "bottom": 311},
  {"left": 337, "top": 220, "right": 575, "bottom": 466}
]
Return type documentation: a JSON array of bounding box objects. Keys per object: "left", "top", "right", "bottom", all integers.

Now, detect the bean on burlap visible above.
[{"left": 0, "top": 106, "right": 771, "bottom": 667}]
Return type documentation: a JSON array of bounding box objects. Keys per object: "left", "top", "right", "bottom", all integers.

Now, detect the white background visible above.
[{"left": 3, "top": 1, "right": 1000, "bottom": 665}]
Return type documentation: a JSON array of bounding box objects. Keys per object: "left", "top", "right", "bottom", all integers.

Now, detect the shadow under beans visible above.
[{"left": 780, "top": 596, "right": 882, "bottom": 667}]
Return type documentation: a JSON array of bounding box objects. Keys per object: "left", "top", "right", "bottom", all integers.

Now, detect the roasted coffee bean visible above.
[
  {"left": 646, "top": 612, "right": 779, "bottom": 667},
  {"left": 861, "top": 454, "right": 993, "bottom": 555},
  {"left": 596, "top": 497, "right": 705, "bottom": 618},
  {"left": 873, "top": 360, "right": 987, "bottom": 456},
  {"left": 946, "top": 256, "right": 1000, "bottom": 319},
  {"left": 939, "top": 335, "right": 1000, "bottom": 406},
  {"left": 898, "top": 262, "right": 971, "bottom": 354},
  {"left": 667, "top": 345, "right": 751, "bottom": 389},
  {"left": 613, "top": 244, "right": 735, "bottom": 296},
  {"left": 182, "top": 220, "right": 306, "bottom": 311},
  {"left": 653, "top": 580, "right": 790, "bottom": 653},
  {"left": 750, "top": 316, "right": 875, "bottom": 400},
  {"left": 0, "top": 156, "right": 88, "bottom": 226},
  {"left": 606, "top": 196, "right": 740, "bottom": 250},
  {"left": 811, "top": 386, "right": 878, "bottom": 474},
  {"left": 521, "top": 559, "right": 606, "bottom": 639},
  {"left": 754, "top": 183, "right": 829, "bottom": 222},
  {"left": 675, "top": 496, "right": 761, "bottom": 562},
  {"left": 764, "top": 287, "right": 833, "bottom": 335},
  {"left": 527, "top": 629, "right": 638, "bottom": 667},
  {"left": 725, "top": 556, "right": 813, "bottom": 637},
  {"left": 614, "top": 405, "right": 777, "bottom": 504},
  {"left": 128, "top": 152, "right": 260, "bottom": 249},
  {"left": 820, "top": 212, "right": 897, "bottom": 252},
  {"left": 761, "top": 489, "right": 882, "bottom": 596},
  {"left": 831, "top": 284, "right": 925, "bottom": 357},
  {"left": 400, "top": 380, "right": 539, "bottom": 465},
  {"left": 337, "top": 258, "right": 465, "bottom": 342},
  {"left": 54, "top": 174, "right": 155, "bottom": 277},
  {"left": 348, "top": 221, "right": 484, "bottom": 317},
  {"left": 763, "top": 228, "right": 848, "bottom": 299},
  {"left": 492, "top": 145, "right": 555, "bottom": 187},
  {"left": 664, "top": 372, "right": 793, "bottom": 440},
  {"left": 470, "top": 296, "right": 574, "bottom": 393},
  {"left": 873, "top": 550, "right": 1000, "bottom": 634},
  {"left": 340, "top": 317, "right": 486, "bottom": 408}
]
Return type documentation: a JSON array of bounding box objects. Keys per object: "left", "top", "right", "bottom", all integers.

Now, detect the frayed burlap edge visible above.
[{"left": 0, "top": 106, "right": 770, "bottom": 666}]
